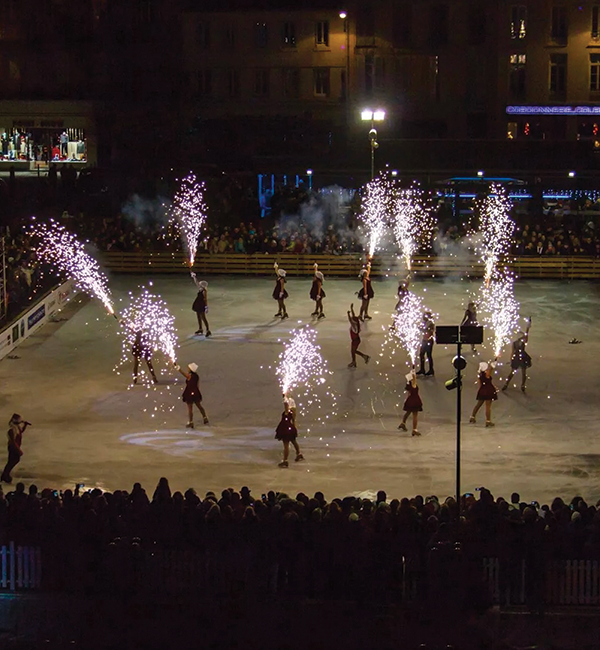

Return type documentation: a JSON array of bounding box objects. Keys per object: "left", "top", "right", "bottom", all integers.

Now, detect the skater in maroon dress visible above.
[
  {"left": 132, "top": 330, "right": 158, "bottom": 385},
  {"left": 1, "top": 414, "right": 29, "bottom": 484},
  {"left": 470, "top": 361, "right": 498, "bottom": 427},
  {"left": 398, "top": 371, "right": 422, "bottom": 436},
  {"left": 175, "top": 362, "right": 209, "bottom": 428},
  {"left": 347, "top": 303, "right": 371, "bottom": 368},
  {"left": 310, "top": 263, "right": 326, "bottom": 319},
  {"left": 275, "top": 399, "right": 303, "bottom": 467},
  {"left": 358, "top": 264, "right": 374, "bottom": 321}
]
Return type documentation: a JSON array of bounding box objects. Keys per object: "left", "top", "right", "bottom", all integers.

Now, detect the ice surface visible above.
[{"left": 1, "top": 274, "right": 599, "bottom": 505}]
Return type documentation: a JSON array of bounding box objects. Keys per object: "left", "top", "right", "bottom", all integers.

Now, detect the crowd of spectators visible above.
[
  {"left": 1, "top": 479, "right": 599, "bottom": 603},
  {"left": 1, "top": 231, "right": 53, "bottom": 323}
]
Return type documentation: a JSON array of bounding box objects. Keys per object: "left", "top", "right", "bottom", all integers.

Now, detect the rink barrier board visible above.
[
  {"left": 0, "top": 279, "right": 77, "bottom": 361},
  {"left": 101, "top": 252, "right": 600, "bottom": 279},
  {"left": 0, "top": 543, "right": 41, "bottom": 591}
]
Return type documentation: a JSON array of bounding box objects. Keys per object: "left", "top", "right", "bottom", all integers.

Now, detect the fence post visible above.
[
  {"left": 1, "top": 545, "right": 6, "bottom": 588},
  {"left": 23, "top": 547, "right": 30, "bottom": 588},
  {"left": 9, "top": 541, "right": 15, "bottom": 591},
  {"left": 16, "top": 545, "right": 23, "bottom": 589}
]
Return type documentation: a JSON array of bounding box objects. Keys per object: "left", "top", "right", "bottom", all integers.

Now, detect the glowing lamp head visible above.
[
  {"left": 373, "top": 110, "right": 386, "bottom": 122},
  {"left": 477, "top": 170, "right": 485, "bottom": 178},
  {"left": 568, "top": 171, "right": 576, "bottom": 178},
  {"left": 361, "top": 109, "right": 374, "bottom": 121},
  {"left": 339, "top": 11, "right": 347, "bottom": 19},
  {"left": 306, "top": 169, "right": 313, "bottom": 175}
]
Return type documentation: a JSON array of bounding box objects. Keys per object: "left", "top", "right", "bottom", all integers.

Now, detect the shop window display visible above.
[{"left": 0, "top": 127, "right": 87, "bottom": 163}]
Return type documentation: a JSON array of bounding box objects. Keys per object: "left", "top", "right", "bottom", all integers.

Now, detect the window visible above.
[
  {"left": 139, "top": 0, "right": 154, "bottom": 24},
  {"left": 282, "top": 68, "right": 300, "bottom": 98},
  {"left": 197, "top": 21, "right": 210, "bottom": 49},
  {"left": 510, "top": 5, "right": 527, "bottom": 39},
  {"left": 393, "top": 3, "right": 412, "bottom": 46},
  {"left": 467, "top": 5, "right": 486, "bottom": 45},
  {"left": 592, "top": 6, "right": 600, "bottom": 39},
  {"left": 227, "top": 69, "right": 240, "bottom": 98},
  {"left": 315, "top": 21, "right": 329, "bottom": 46},
  {"left": 254, "top": 23, "right": 268, "bottom": 48},
  {"left": 430, "top": 4, "right": 449, "bottom": 46},
  {"left": 224, "top": 24, "right": 236, "bottom": 48},
  {"left": 509, "top": 54, "right": 526, "bottom": 98},
  {"left": 254, "top": 69, "right": 269, "bottom": 96},
  {"left": 591, "top": 54, "right": 600, "bottom": 92},
  {"left": 282, "top": 22, "right": 296, "bottom": 47},
  {"left": 551, "top": 6, "right": 567, "bottom": 40},
  {"left": 313, "top": 68, "right": 330, "bottom": 96},
  {"left": 196, "top": 70, "right": 212, "bottom": 97},
  {"left": 550, "top": 53, "right": 567, "bottom": 97},
  {"left": 4, "top": 0, "right": 17, "bottom": 23}
]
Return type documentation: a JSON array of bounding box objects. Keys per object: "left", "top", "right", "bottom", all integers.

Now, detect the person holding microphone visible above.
[{"left": 1, "top": 414, "right": 30, "bottom": 483}]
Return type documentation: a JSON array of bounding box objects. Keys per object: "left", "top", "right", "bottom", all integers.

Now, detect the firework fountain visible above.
[
  {"left": 480, "top": 273, "right": 520, "bottom": 358},
  {"left": 167, "top": 172, "right": 208, "bottom": 267},
  {"left": 28, "top": 218, "right": 114, "bottom": 315},
  {"left": 392, "top": 184, "right": 436, "bottom": 272},
  {"left": 359, "top": 176, "right": 393, "bottom": 259},
  {"left": 382, "top": 291, "right": 428, "bottom": 369},
  {"left": 275, "top": 325, "right": 337, "bottom": 423},
  {"left": 476, "top": 184, "right": 514, "bottom": 287}
]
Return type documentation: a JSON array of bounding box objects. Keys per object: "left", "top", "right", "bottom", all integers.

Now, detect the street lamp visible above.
[
  {"left": 306, "top": 169, "right": 313, "bottom": 191},
  {"left": 361, "top": 109, "right": 386, "bottom": 179},
  {"left": 340, "top": 11, "right": 350, "bottom": 128}
]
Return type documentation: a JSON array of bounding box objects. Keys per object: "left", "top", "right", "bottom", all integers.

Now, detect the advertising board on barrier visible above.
[{"left": 0, "top": 279, "right": 77, "bottom": 361}]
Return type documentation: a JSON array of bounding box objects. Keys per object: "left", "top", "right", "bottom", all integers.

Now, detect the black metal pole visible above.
[{"left": 456, "top": 341, "right": 462, "bottom": 504}]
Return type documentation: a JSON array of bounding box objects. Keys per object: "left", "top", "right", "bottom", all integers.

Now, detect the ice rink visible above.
[{"left": 1, "top": 274, "right": 600, "bottom": 504}]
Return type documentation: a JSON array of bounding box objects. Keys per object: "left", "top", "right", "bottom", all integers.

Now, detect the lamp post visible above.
[
  {"left": 340, "top": 12, "right": 350, "bottom": 125},
  {"left": 361, "top": 109, "right": 385, "bottom": 180},
  {"left": 436, "top": 325, "right": 484, "bottom": 505}
]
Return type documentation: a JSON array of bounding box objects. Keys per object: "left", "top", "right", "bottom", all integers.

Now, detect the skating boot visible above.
[
  {"left": 195, "top": 330, "right": 203, "bottom": 335},
  {"left": 318, "top": 313, "right": 326, "bottom": 319},
  {"left": 364, "top": 315, "right": 372, "bottom": 320},
  {"left": 203, "top": 417, "right": 209, "bottom": 425},
  {"left": 348, "top": 362, "right": 357, "bottom": 368},
  {"left": 295, "top": 454, "right": 304, "bottom": 462},
  {"left": 425, "top": 371, "right": 434, "bottom": 377},
  {"left": 364, "top": 355, "right": 371, "bottom": 364},
  {"left": 152, "top": 376, "right": 159, "bottom": 384},
  {"left": 501, "top": 383, "right": 508, "bottom": 391},
  {"left": 411, "top": 430, "right": 421, "bottom": 437},
  {"left": 278, "top": 460, "right": 289, "bottom": 468},
  {"left": 485, "top": 420, "right": 495, "bottom": 428},
  {"left": 186, "top": 421, "right": 194, "bottom": 429},
  {"left": 398, "top": 422, "right": 407, "bottom": 431},
  {"left": 311, "top": 310, "right": 318, "bottom": 316},
  {"left": 281, "top": 312, "right": 289, "bottom": 320},
  {"left": 521, "top": 385, "right": 526, "bottom": 393},
  {"left": 205, "top": 330, "right": 212, "bottom": 338},
  {"left": 469, "top": 416, "right": 476, "bottom": 424},
  {"left": 274, "top": 312, "right": 282, "bottom": 318}
]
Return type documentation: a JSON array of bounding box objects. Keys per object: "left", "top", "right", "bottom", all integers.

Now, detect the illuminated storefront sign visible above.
[{"left": 507, "top": 105, "right": 600, "bottom": 115}]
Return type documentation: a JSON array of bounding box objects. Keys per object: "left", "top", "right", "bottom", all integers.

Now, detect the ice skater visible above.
[
  {"left": 398, "top": 370, "right": 422, "bottom": 436},
  {"left": 310, "top": 263, "right": 326, "bottom": 319},
  {"left": 395, "top": 273, "right": 411, "bottom": 311},
  {"left": 347, "top": 303, "right": 370, "bottom": 368},
  {"left": 132, "top": 330, "right": 158, "bottom": 384},
  {"left": 275, "top": 398, "right": 304, "bottom": 468},
  {"left": 470, "top": 361, "right": 498, "bottom": 428},
  {"left": 502, "top": 317, "right": 532, "bottom": 392},
  {"left": 460, "top": 301, "right": 479, "bottom": 353},
  {"left": 416, "top": 311, "right": 435, "bottom": 377},
  {"left": 357, "top": 263, "right": 374, "bottom": 321},
  {"left": 191, "top": 272, "right": 211, "bottom": 337},
  {"left": 273, "top": 262, "right": 289, "bottom": 319},
  {"left": 175, "top": 362, "right": 209, "bottom": 428},
  {"left": 1, "top": 414, "right": 29, "bottom": 484}
]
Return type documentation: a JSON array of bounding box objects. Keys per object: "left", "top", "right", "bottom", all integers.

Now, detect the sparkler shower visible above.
[
  {"left": 359, "top": 176, "right": 393, "bottom": 258},
  {"left": 119, "top": 286, "right": 179, "bottom": 366},
  {"left": 392, "top": 184, "right": 436, "bottom": 271},
  {"left": 28, "top": 218, "right": 114, "bottom": 314},
  {"left": 275, "top": 325, "right": 337, "bottom": 422},
  {"left": 480, "top": 273, "right": 520, "bottom": 358},
  {"left": 383, "top": 291, "right": 427, "bottom": 367},
  {"left": 476, "top": 184, "right": 515, "bottom": 286},
  {"left": 167, "top": 172, "right": 208, "bottom": 267}
]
